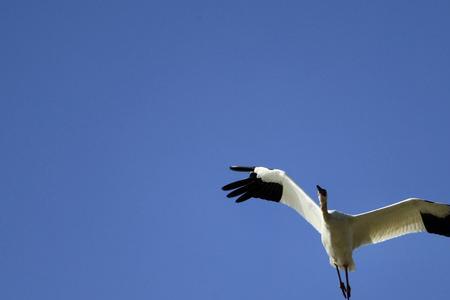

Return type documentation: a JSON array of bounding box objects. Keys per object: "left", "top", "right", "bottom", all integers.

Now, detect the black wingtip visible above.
[
  {"left": 421, "top": 212, "right": 450, "bottom": 237},
  {"left": 222, "top": 178, "right": 254, "bottom": 191},
  {"left": 229, "top": 166, "right": 255, "bottom": 172},
  {"left": 235, "top": 192, "right": 253, "bottom": 203},
  {"left": 316, "top": 185, "right": 327, "bottom": 197}
]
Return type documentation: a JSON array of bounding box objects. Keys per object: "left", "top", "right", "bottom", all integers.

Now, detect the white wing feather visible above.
[
  {"left": 351, "top": 198, "right": 450, "bottom": 249},
  {"left": 255, "top": 167, "right": 323, "bottom": 233}
]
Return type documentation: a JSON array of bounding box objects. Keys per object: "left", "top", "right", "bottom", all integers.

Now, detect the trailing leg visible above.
[
  {"left": 335, "top": 264, "right": 347, "bottom": 299},
  {"left": 345, "top": 266, "right": 351, "bottom": 299}
]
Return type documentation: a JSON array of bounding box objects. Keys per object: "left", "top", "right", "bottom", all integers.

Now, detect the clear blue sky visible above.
[{"left": 2, "top": 1, "right": 450, "bottom": 299}]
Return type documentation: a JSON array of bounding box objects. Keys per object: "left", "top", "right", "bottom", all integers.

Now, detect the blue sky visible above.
[{"left": 2, "top": 1, "right": 450, "bottom": 299}]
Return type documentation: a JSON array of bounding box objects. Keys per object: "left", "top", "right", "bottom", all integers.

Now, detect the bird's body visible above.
[
  {"left": 322, "top": 211, "right": 355, "bottom": 271},
  {"left": 222, "top": 166, "right": 450, "bottom": 299}
]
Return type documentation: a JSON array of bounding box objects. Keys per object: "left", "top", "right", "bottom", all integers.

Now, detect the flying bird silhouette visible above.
[{"left": 221, "top": 166, "right": 450, "bottom": 299}]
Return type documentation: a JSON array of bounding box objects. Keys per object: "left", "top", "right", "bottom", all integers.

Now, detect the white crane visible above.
[{"left": 222, "top": 166, "right": 450, "bottom": 299}]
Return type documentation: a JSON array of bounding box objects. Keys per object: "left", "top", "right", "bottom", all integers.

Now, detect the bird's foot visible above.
[
  {"left": 339, "top": 282, "right": 347, "bottom": 299},
  {"left": 346, "top": 285, "right": 351, "bottom": 299}
]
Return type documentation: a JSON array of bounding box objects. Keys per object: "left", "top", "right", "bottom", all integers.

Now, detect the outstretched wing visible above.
[
  {"left": 222, "top": 166, "right": 323, "bottom": 233},
  {"left": 352, "top": 198, "right": 450, "bottom": 249}
]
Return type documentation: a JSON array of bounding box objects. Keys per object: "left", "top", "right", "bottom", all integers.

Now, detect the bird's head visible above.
[
  {"left": 316, "top": 185, "right": 327, "bottom": 197},
  {"left": 316, "top": 185, "right": 328, "bottom": 215}
]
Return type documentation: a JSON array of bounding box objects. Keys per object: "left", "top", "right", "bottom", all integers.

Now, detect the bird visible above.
[{"left": 221, "top": 166, "right": 450, "bottom": 299}]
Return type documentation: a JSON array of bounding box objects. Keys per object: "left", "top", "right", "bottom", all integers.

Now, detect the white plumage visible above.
[{"left": 222, "top": 166, "right": 450, "bottom": 299}]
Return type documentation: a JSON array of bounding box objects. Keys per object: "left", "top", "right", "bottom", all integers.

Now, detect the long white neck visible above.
[{"left": 319, "top": 194, "right": 329, "bottom": 219}]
